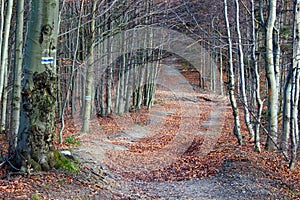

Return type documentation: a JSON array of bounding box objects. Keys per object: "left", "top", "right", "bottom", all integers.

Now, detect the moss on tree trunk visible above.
[
  {"left": 16, "top": 69, "right": 57, "bottom": 171},
  {"left": 13, "top": 0, "right": 59, "bottom": 171}
]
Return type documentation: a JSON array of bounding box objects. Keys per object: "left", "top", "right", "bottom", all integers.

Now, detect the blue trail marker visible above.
[{"left": 41, "top": 57, "right": 54, "bottom": 64}]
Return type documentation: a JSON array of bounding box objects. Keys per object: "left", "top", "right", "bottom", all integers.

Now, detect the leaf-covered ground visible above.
[
  {"left": 0, "top": 66, "right": 299, "bottom": 199},
  {"left": 95, "top": 91, "right": 300, "bottom": 199}
]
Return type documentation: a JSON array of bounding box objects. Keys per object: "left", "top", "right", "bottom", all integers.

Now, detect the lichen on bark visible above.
[
  {"left": 16, "top": 69, "right": 56, "bottom": 171},
  {"left": 13, "top": 0, "right": 59, "bottom": 172}
]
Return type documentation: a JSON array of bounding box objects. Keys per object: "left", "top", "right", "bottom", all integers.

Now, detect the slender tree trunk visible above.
[
  {"left": 125, "top": 30, "right": 137, "bottom": 112},
  {"left": 281, "top": 76, "right": 291, "bottom": 156},
  {"left": 59, "top": 0, "right": 84, "bottom": 142},
  {"left": 117, "top": 32, "right": 126, "bottom": 114},
  {"left": 265, "top": 0, "right": 278, "bottom": 151},
  {"left": 224, "top": 0, "right": 243, "bottom": 145},
  {"left": 82, "top": 0, "right": 98, "bottom": 132},
  {"left": 105, "top": 14, "right": 113, "bottom": 116},
  {"left": 9, "top": 0, "right": 24, "bottom": 155},
  {"left": 0, "top": 0, "right": 13, "bottom": 102},
  {"left": 274, "top": 15, "right": 281, "bottom": 112},
  {"left": 71, "top": 74, "right": 77, "bottom": 118},
  {"left": 235, "top": 0, "right": 255, "bottom": 141},
  {"left": 1, "top": 66, "right": 8, "bottom": 132},
  {"left": 288, "top": 0, "right": 300, "bottom": 170},
  {"left": 99, "top": 24, "right": 106, "bottom": 116},
  {"left": 251, "top": 0, "right": 263, "bottom": 152},
  {"left": 0, "top": 0, "right": 4, "bottom": 70},
  {"left": 219, "top": 47, "right": 224, "bottom": 96},
  {"left": 211, "top": 48, "right": 217, "bottom": 92}
]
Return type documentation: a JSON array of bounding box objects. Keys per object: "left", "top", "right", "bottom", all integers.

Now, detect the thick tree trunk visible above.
[{"left": 15, "top": 0, "right": 59, "bottom": 171}]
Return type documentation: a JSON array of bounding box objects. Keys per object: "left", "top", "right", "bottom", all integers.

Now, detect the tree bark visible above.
[
  {"left": 224, "top": 0, "right": 243, "bottom": 145},
  {"left": 288, "top": 0, "right": 300, "bottom": 170},
  {"left": 82, "top": 0, "right": 98, "bottom": 132},
  {"left": 10, "top": 0, "right": 24, "bottom": 155},
  {"left": 235, "top": 0, "right": 255, "bottom": 141},
  {"left": 219, "top": 48, "right": 224, "bottom": 96},
  {"left": 15, "top": 0, "right": 59, "bottom": 171},
  {"left": 251, "top": 0, "right": 263, "bottom": 152},
  {"left": 0, "top": 0, "right": 13, "bottom": 103},
  {"left": 265, "top": 0, "right": 278, "bottom": 151}
]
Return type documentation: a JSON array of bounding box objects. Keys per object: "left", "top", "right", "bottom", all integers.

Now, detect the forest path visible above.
[
  {"left": 102, "top": 64, "right": 228, "bottom": 174},
  {"left": 73, "top": 62, "right": 276, "bottom": 199}
]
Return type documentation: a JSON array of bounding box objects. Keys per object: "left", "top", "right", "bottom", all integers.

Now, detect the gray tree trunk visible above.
[
  {"left": 219, "top": 48, "right": 224, "bottom": 96},
  {"left": 224, "top": 0, "right": 243, "bottom": 145},
  {"left": 265, "top": 0, "right": 279, "bottom": 151},
  {"left": 251, "top": 0, "right": 263, "bottom": 152},
  {"left": 15, "top": 0, "right": 59, "bottom": 171},
  {"left": 288, "top": 0, "right": 300, "bottom": 170},
  {"left": 235, "top": 0, "right": 255, "bottom": 140},
  {"left": 0, "top": 0, "right": 13, "bottom": 102},
  {"left": 0, "top": 0, "right": 4, "bottom": 71},
  {"left": 59, "top": 0, "right": 84, "bottom": 142},
  {"left": 1, "top": 66, "right": 8, "bottom": 132},
  {"left": 9, "top": 0, "right": 24, "bottom": 155},
  {"left": 81, "top": 0, "right": 98, "bottom": 132},
  {"left": 281, "top": 78, "right": 291, "bottom": 157}
]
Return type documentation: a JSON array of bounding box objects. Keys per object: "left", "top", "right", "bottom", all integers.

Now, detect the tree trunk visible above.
[
  {"left": 224, "top": 0, "right": 243, "bottom": 145},
  {"left": 251, "top": 0, "right": 263, "bottom": 152},
  {"left": 10, "top": 0, "right": 24, "bottom": 155},
  {"left": 265, "top": 0, "right": 278, "bottom": 151},
  {"left": 288, "top": 0, "right": 300, "bottom": 170},
  {"left": 0, "top": 0, "right": 13, "bottom": 102},
  {"left": 0, "top": 0, "right": 4, "bottom": 73},
  {"left": 1, "top": 66, "right": 8, "bottom": 132},
  {"left": 235, "top": 0, "right": 255, "bottom": 141},
  {"left": 219, "top": 47, "right": 224, "bottom": 96},
  {"left": 81, "top": 0, "right": 98, "bottom": 132},
  {"left": 15, "top": 0, "right": 59, "bottom": 171},
  {"left": 59, "top": 0, "right": 84, "bottom": 142}
]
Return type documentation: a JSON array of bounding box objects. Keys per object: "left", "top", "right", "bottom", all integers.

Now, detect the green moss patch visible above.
[{"left": 53, "top": 150, "right": 79, "bottom": 173}]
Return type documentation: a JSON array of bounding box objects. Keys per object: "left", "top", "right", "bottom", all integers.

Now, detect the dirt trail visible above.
[{"left": 73, "top": 64, "right": 278, "bottom": 199}]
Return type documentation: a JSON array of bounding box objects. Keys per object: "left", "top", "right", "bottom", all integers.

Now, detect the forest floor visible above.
[{"left": 0, "top": 59, "right": 300, "bottom": 199}]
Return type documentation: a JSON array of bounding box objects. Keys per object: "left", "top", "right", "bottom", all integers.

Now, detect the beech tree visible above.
[
  {"left": 223, "top": 0, "right": 243, "bottom": 145},
  {"left": 9, "top": 0, "right": 24, "bottom": 155},
  {"left": 81, "top": 0, "right": 98, "bottom": 132},
  {"left": 235, "top": 0, "right": 254, "bottom": 141},
  {"left": 282, "top": 0, "right": 300, "bottom": 170},
  {"left": 251, "top": 0, "right": 263, "bottom": 152},
  {"left": 14, "top": 0, "right": 59, "bottom": 171},
  {"left": 0, "top": 0, "right": 13, "bottom": 114},
  {"left": 265, "top": 0, "right": 279, "bottom": 151}
]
